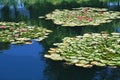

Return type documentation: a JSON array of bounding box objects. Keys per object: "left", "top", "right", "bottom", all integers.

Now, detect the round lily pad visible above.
[
  {"left": 45, "top": 32, "right": 120, "bottom": 68},
  {"left": 45, "top": 7, "right": 120, "bottom": 27},
  {"left": 0, "top": 22, "right": 52, "bottom": 44}
]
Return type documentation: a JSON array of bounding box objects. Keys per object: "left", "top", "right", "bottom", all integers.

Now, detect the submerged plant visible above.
[
  {"left": 45, "top": 7, "right": 120, "bottom": 27},
  {"left": 45, "top": 32, "right": 120, "bottom": 68},
  {"left": 0, "top": 22, "right": 52, "bottom": 44}
]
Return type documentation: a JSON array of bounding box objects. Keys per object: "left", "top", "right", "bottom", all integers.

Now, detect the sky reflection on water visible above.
[{"left": 0, "top": 41, "right": 47, "bottom": 80}]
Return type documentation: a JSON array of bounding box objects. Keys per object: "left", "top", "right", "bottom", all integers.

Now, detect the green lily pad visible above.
[
  {"left": 0, "top": 22, "right": 52, "bottom": 44},
  {"left": 45, "top": 7, "right": 120, "bottom": 27},
  {"left": 45, "top": 32, "right": 120, "bottom": 68}
]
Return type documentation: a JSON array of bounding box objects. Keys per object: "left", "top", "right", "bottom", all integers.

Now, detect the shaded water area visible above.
[{"left": 0, "top": 0, "right": 120, "bottom": 80}]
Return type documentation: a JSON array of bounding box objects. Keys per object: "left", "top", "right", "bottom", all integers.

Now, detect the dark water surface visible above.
[{"left": 0, "top": 0, "right": 120, "bottom": 80}]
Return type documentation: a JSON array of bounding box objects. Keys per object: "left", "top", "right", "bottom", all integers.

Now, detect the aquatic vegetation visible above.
[
  {"left": 0, "top": 22, "right": 52, "bottom": 44},
  {"left": 45, "top": 32, "right": 120, "bottom": 68},
  {"left": 45, "top": 7, "right": 120, "bottom": 27}
]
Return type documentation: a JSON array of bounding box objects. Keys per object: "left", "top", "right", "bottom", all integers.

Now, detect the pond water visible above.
[{"left": 0, "top": 0, "right": 120, "bottom": 80}]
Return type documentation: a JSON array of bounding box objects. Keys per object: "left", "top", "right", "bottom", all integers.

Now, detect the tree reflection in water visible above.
[
  {"left": 16, "top": 0, "right": 30, "bottom": 19},
  {"left": 1, "top": 0, "right": 30, "bottom": 20},
  {"left": 93, "top": 67, "right": 120, "bottom": 80},
  {"left": 0, "top": 4, "right": 4, "bottom": 18},
  {"left": 44, "top": 60, "right": 99, "bottom": 80},
  {"left": 44, "top": 60, "right": 120, "bottom": 80},
  {"left": 0, "top": 42, "right": 10, "bottom": 51}
]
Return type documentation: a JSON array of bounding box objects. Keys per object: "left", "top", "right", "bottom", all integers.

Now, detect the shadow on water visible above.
[
  {"left": 44, "top": 60, "right": 97, "bottom": 80},
  {"left": 0, "top": 0, "right": 120, "bottom": 80},
  {"left": 0, "top": 43, "right": 10, "bottom": 51},
  {"left": 44, "top": 60, "right": 120, "bottom": 80}
]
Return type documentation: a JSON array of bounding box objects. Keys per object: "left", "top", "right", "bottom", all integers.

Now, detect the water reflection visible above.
[
  {"left": 0, "top": 0, "right": 120, "bottom": 20},
  {"left": 0, "top": 0, "right": 120, "bottom": 80},
  {"left": 9, "top": 5, "right": 16, "bottom": 18},
  {"left": 2, "top": 41, "right": 43, "bottom": 57},
  {"left": 44, "top": 61, "right": 97, "bottom": 80},
  {"left": 116, "top": 27, "right": 120, "bottom": 33},
  {"left": 0, "top": 0, "right": 30, "bottom": 19},
  {"left": 44, "top": 61, "right": 119, "bottom": 80},
  {"left": 108, "top": 0, "right": 120, "bottom": 8},
  {"left": 16, "top": 0, "right": 30, "bottom": 19},
  {"left": 0, "top": 41, "right": 46, "bottom": 80},
  {"left": 0, "top": 4, "right": 4, "bottom": 18},
  {"left": 93, "top": 67, "right": 120, "bottom": 80},
  {"left": 0, "top": 43, "right": 10, "bottom": 51}
]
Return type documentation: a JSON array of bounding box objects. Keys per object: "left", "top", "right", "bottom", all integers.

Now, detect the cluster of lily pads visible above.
[
  {"left": 0, "top": 22, "right": 52, "bottom": 44},
  {"left": 45, "top": 7, "right": 120, "bottom": 27},
  {"left": 45, "top": 32, "right": 120, "bottom": 68}
]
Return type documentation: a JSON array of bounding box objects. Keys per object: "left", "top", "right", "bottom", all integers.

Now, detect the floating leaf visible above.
[
  {"left": 45, "top": 32, "right": 120, "bottom": 68},
  {"left": 45, "top": 7, "right": 120, "bottom": 27},
  {"left": 0, "top": 22, "right": 52, "bottom": 44}
]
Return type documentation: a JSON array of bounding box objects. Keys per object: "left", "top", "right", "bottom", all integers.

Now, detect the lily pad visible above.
[
  {"left": 45, "top": 32, "right": 120, "bottom": 68},
  {"left": 0, "top": 22, "right": 52, "bottom": 44},
  {"left": 45, "top": 7, "right": 120, "bottom": 27}
]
